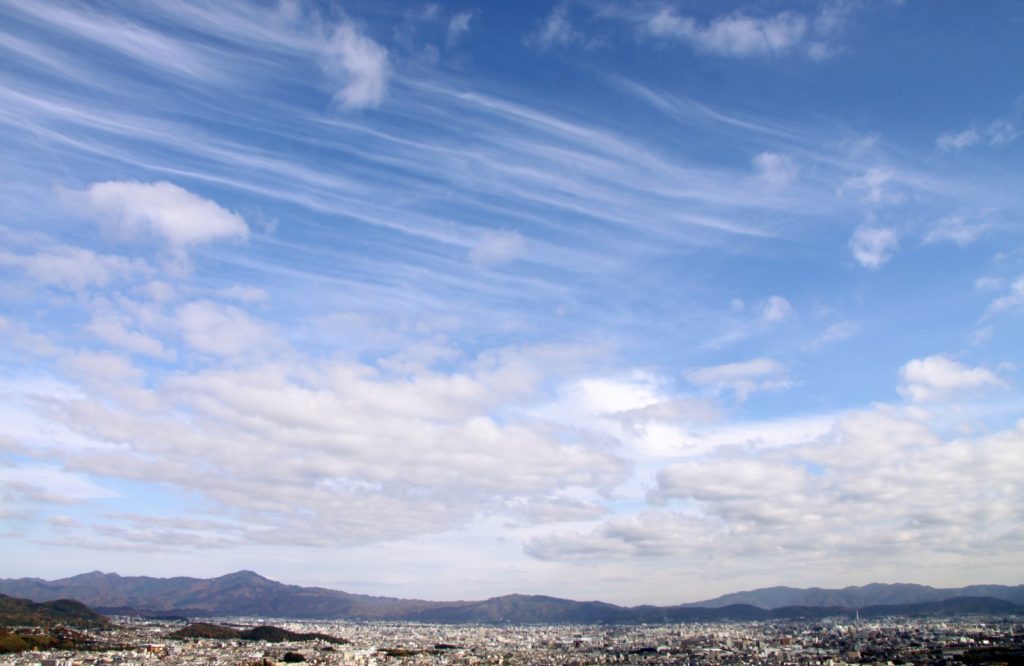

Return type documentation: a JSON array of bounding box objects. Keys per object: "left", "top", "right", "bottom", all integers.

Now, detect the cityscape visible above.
[{"left": 3, "top": 614, "right": 1024, "bottom": 665}]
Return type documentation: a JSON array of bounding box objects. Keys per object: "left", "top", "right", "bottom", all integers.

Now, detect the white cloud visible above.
[
  {"left": 527, "top": 3, "right": 583, "bottom": 49},
  {"left": 527, "top": 409, "right": 1024, "bottom": 572},
  {"left": 446, "top": 11, "right": 474, "bottom": 46},
  {"left": 0, "top": 245, "right": 150, "bottom": 291},
  {"left": 987, "top": 119, "right": 1020, "bottom": 146},
  {"left": 974, "top": 276, "right": 1004, "bottom": 291},
  {"left": 899, "top": 355, "right": 1004, "bottom": 403},
  {"left": 812, "top": 321, "right": 858, "bottom": 348},
  {"left": 87, "top": 312, "right": 175, "bottom": 361},
  {"left": 65, "top": 350, "right": 144, "bottom": 384},
  {"left": 176, "top": 300, "right": 274, "bottom": 356},
  {"left": 923, "top": 215, "right": 990, "bottom": 246},
  {"left": 685, "top": 358, "right": 790, "bottom": 401},
  {"left": 935, "top": 114, "right": 1019, "bottom": 151},
  {"left": 752, "top": 152, "right": 798, "bottom": 188},
  {"left": 322, "top": 21, "right": 389, "bottom": 109},
  {"left": 64, "top": 181, "right": 249, "bottom": 248},
  {"left": 19, "top": 347, "right": 629, "bottom": 546},
  {"left": 849, "top": 224, "right": 898, "bottom": 269},
  {"left": 936, "top": 128, "right": 979, "bottom": 151},
  {"left": 645, "top": 9, "right": 808, "bottom": 57},
  {"left": 216, "top": 285, "right": 270, "bottom": 303},
  {"left": 0, "top": 464, "right": 118, "bottom": 504},
  {"left": 987, "top": 275, "right": 1024, "bottom": 315},
  {"left": 759, "top": 295, "right": 793, "bottom": 324},
  {"left": 469, "top": 229, "right": 526, "bottom": 266},
  {"left": 841, "top": 167, "right": 900, "bottom": 204}
]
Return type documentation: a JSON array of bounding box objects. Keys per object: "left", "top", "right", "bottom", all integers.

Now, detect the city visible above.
[{"left": 3, "top": 615, "right": 1023, "bottom": 666}]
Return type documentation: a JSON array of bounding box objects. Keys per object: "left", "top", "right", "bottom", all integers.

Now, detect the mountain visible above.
[
  {"left": 0, "top": 570, "right": 454, "bottom": 619},
  {"left": 685, "top": 582, "right": 1024, "bottom": 609},
  {"left": 1, "top": 572, "right": 1022, "bottom": 624},
  {"left": 0, "top": 593, "right": 109, "bottom": 629}
]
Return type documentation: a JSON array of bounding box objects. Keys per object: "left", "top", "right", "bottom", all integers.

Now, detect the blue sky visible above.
[{"left": 1, "top": 0, "right": 1022, "bottom": 605}]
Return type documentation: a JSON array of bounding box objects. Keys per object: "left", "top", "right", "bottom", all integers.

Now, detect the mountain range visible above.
[{"left": 1, "top": 571, "right": 1022, "bottom": 623}]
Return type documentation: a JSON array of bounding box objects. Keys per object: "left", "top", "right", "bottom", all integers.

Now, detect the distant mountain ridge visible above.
[
  {"left": 686, "top": 582, "right": 1024, "bottom": 609},
  {"left": 1, "top": 571, "right": 1022, "bottom": 624}
]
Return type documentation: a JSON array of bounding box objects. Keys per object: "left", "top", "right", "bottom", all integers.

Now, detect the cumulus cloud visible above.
[
  {"left": 446, "top": 10, "right": 474, "bottom": 46},
  {"left": 64, "top": 181, "right": 249, "bottom": 248},
  {"left": 684, "top": 358, "right": 790, "bottom": 401},
  {"left": 176, "top": 300, "right": 274, "bottom": 356},
  {"left": 752, "top": 152, "right": 798, "bottom": 188},
  {"left": 923, "top": 215, "right": 990, "bottom": 246},
  {"left": 216, "top": 285, "right": 270, "bottom": 303},
  {"left": 899, "top": 355, "right": 1005, "bottom": 403},
  {"left": 937, "top": 118, "right": 1019, "bottom": 151},
  {"left": 527, "top": 408, "right": 1024, "bottom": 571},
  {"left": 322, "top": 21, "right": 389, "bottom": 109},
  {"left": 644, "top": 8, "right": 808, "bottom": 57},
  {"left": 811, "top": 321, "right": 859, "bottom": 349},
  {"left": 527, "top": 2, "right": 584, "bottom": 49},
  {"left": 0, "top": 245, "right": 150, "bottom": 291},
  {"left": 936, "top": 128, "right": 980, "bottom": 151},
  {"left": 0, "top": 464, "right": 118, "bottom": 504},
  {"left": 759, "top": 295, "right": 793, "bottom": 324},
  {"left": 469, "top": 229, "right": 526, "bottom": 266},
  {"left": 849, "top": 224, "right": 898, "bottom": 269},
  {"left": 841, "top": 167, "right": 901, "bottom": 205},
  {"left": 87, "top": 311, "right": 175, "bottom": 361},
  {"left": 987, "top": 275, "right": 1024, "bottom": 315},
  {"left": 21, "top": 346, "right": 629, "bottom": 547}
]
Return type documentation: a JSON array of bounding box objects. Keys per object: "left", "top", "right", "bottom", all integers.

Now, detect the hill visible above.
[
  {"left": 169, "top": 622, "right": 349, "bottom": 644},
  {"left": 0, "top": 593, "right": 109, "bottom": 629}
]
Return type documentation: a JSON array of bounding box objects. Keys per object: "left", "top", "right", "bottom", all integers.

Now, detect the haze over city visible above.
[{"left": 0, "top": 0, "right": 1022, "bottom": 607}]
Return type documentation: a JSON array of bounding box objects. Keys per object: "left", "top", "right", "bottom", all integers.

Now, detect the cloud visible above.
[
  {"left": 216, "top": 285, "right": 270, "bottom": 303},
  {"left": 0, "top": 464, "right": 118, "bottom": 505},
  {"left": 752, "top": 152, "right": 798, "bottom": 189},
  {"left": 469, "top": 230, "right": 526, "bottom": 266},
  {"left": 898, "top": 355, "right": 1005, "bottom": 403},
  {"left": 684, "top": 358, "right": 790, "bottom": 401},
  {"left": 937, "top": 119, "right": 1020, "bottom": 150},
  {"left": 87, "top": 311, "right": 175, "bottom": 361},
  {"left": 64, "top": 350, "right": 144, "bottom": 385},
  {"left": 446, "top": 11, "right": 474, "bottom": 46},
  {"left": 322, "top": 21, "right": 389, "bottom": 109},
  {"left": 923, "top": 215, "right": 990, "bottom": 246},
  {"left": 651, "top": 458, "right": 809, "bottom": 508},
  {"left": 64, "top": 181, "right": 249, "bottom": 248},
  {"left": 849, "top": 224, "right": 898, "bottom": 269},
  {"left": 0, "top": 245, "right": 150, "bottom": 291},
  {"left": 987, "top": 275, "right": 1024, "bottom": 314},
  {"left": 175, "top": 300, "right": 274, "bottom": 356},
  {"left": 759, "top": 295, "right": 793, "bottom": 324},
  {"left": 841, "top": 167, "right": 901, "bottom": 205},
  {"left": 527, "top": 3, "right": 583, "bottom": 49},
  {"left": 21, "top": 346, "right": 629, "bottom": 546},
  {"left": 527, "top": 409, "right": 1024, "bottom": 570},
  {"left": 936, "top": 128, "right": 980, "bottom": 151},
  {"left": 987, "top": 119, "right": 1020, "bottom": 146},
  {"left": 811, "top": 321, "right": 859, "bottom": 348},
  {"left": 644, "top": 8, "right": 808, "bottom": 57}
]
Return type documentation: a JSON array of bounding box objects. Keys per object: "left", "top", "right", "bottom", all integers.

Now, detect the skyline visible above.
[{"left": 1, "top": 0, "right": 1023, "bottom": 606}]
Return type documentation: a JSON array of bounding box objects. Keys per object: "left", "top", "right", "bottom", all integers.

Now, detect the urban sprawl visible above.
[{"left": 3, "top": 616, "right": 1023, "bottom": 666}]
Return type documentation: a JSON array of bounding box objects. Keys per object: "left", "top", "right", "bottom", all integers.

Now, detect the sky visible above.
[{"left": 0, "top": 0, "right": 1022, "bottom": 606}]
